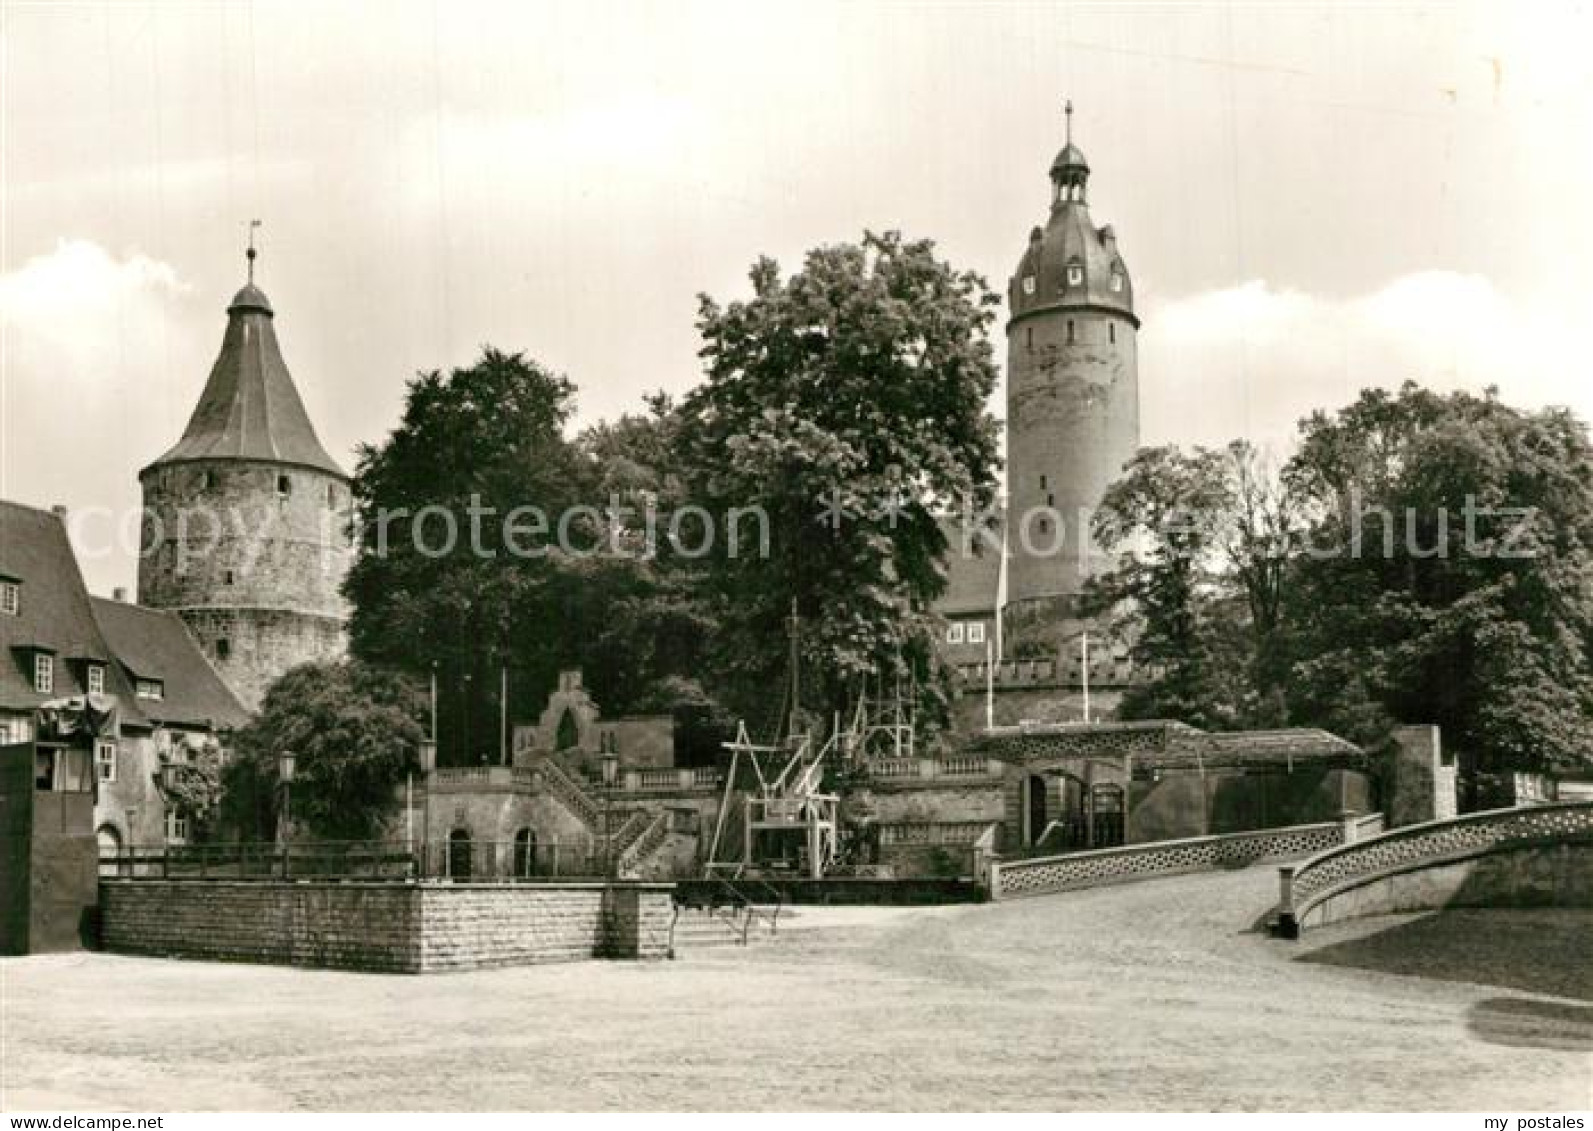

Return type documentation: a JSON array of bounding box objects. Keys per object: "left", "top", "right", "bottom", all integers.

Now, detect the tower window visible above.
[
  {"left": 1109, "top": 323, "right": 1116, "bottom": 344},
  {"left": 1026, "top": 326, "right": 1033, "bottom": 351},
  {"left": 1039, "top": 474, "right": 1047, "bottom": 490},
  {"left": 1067, "top": 321, "right": 1076, "bottom": 344},
  {"left": 1066, "top": 264, "right": 1084, "bottom": 286},
  {"left": 276, "top": 474, "right": 292, "bottom": 497},
  {"left": 215, "top": 638, "right": 231, "bottom": 661},
  {"left": 1111, "top": 271, "right": 1125, "bottom": 293},
  {"left": 326, "top": 484, "right": 337, "bottom": 507},
  {"left": 223, "top": 569, "right": 235, "bottom": 586}
]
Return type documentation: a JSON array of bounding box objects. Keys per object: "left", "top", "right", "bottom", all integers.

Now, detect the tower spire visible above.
[
  {"left": 246, "top": 219, "right": 261, "bottom": 284},
  {"left": 1065, "top": 98, "right": 1073, "bottom": 146}
]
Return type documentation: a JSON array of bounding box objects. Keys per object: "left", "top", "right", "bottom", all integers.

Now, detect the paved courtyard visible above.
[{"left": 3, "top": 866, "right": 1589, "bottom": 1111}]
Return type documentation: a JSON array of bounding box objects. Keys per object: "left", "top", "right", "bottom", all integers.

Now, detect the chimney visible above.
[
  {"left": 51, "top": 504, "right": 67, "bottom": 520},
  {"left": 113, "top": 587, "right": 128, "bottom": 603}
]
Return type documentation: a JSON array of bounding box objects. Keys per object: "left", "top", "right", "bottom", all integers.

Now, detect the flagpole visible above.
[{"left": 1081, "top": 631, "right": 1092, "bottom": 724}]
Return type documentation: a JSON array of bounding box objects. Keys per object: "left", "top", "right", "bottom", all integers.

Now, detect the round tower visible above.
[
  {"left": 137, "top": 255, "right": 351, "bottom": 711},
  {"left": 1003, "top": 104, "right": 1139, "bottom": 646}
]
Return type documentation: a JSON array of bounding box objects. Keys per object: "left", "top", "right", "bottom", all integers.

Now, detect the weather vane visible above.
[
  {"left": 1065, "top": 99, "right": 1073, "bottom": 145},
  {"left": 246, "top": 219, "right": 262, "bottom": 284}
]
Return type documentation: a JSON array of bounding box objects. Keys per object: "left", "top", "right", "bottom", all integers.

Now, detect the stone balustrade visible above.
[
  {"left": 865, "top": 757, "right": 1001, "bottom": 783},
  {"left": 1275, "top": 801, "right": 1593, "bottom": 936},
  {"left": 990, "top": 820, "right": 1348, "bottom": 900}
]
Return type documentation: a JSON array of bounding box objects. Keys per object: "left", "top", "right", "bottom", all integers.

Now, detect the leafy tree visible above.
[
  {"left": 158, "top": 735, "right": 225, "bottom": 841},
  {"left": 1283, "top": 383, "right": 1593, "bottom": 770},
  {"left": 677, "top": 231, "right": 1001, "bottom": 727},
  {"left": 224, "top": 661, "right": 426, "bottom": 841},
  {"left": 1086, "top": 445, "right": 1238, "bottom": 727}
]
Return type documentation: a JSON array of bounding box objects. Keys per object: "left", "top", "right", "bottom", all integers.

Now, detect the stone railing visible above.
[
  {"left": 431, "top": 766, "right": 509, "bottom": 790},
  {"left": 620, "top": 766, "right": 723, "bottom": 793},
  {"left": 878, "top": 820, "right": 994, "bottom": 847},
  {"left": 865, "top": 757, "right": 1001, "bottom": 783},
  {"left": 538, "top": 757, "right": 601, "bottom": 829},
  {"left": 617, "top": 810, "right": 671, "bottom": 876},
  {"left": 1275, "top": 802, "right": 1593, "bottom": 936},
  {"left": 990, "top": 819, "right": 1349, "bottom": 901}
]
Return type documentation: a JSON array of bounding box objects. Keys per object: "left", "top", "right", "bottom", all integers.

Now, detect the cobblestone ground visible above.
[{"left": 2, "top": 867, "right": 1589, "bottom": 1111}]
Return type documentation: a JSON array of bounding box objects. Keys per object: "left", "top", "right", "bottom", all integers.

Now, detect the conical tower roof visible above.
[{"left": 146, "top": 278, "right": 345, "bottom": 478}]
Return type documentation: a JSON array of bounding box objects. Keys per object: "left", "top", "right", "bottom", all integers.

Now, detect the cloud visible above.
[
  {"left": 0, "top": 240, "right": 197, "bottom": 594},
  {"left": 1140, "top": 272, "right": 1593, "bottom": 456}
]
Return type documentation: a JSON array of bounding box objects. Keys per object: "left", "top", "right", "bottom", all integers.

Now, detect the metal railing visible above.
[{"left": 100, "top": 838, "right": 608, "bottom": 883}]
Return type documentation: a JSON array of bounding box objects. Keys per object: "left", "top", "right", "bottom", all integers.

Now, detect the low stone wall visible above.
[
  {"left": 989, "top": 820, "right": 1346, "bottom": 900},
  {"left": 1276, "top": 802, "right": 1593, "bottom": 936},
  {"left": 100, "top": 880, "right": 674, "bottom": 972}
]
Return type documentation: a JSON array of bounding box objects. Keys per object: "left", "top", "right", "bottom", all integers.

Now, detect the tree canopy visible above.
[{"left": 677, "top": 231, "right": 1002, "bottom": 727}]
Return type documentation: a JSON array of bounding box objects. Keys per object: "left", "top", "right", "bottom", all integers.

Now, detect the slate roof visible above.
[
  {"left": 0, "top": 501, "right": 148, "bottom": 725},
  {"left": 90, "top": 597, "right": 249, "bottom": 731},
  {"left": 144, "top": 282, "right": 346, "bottom": 478}
]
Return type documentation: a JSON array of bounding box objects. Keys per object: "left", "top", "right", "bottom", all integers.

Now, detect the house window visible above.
[
  {"left": 968, "top": 623, "right": 986, "bottom": 645},
  {"left": 200, "top": 469, "right": 214, "bottom": 491},
  {"left": 0, "top": 580, "right": 18, "bottom": 616},
  {"left": 946, "top": 623, "right": 965, "bottom": 645},
  {"left": 165, "top": 809, "right": 188, "bottom": 843},
  {"left": 33, "top": 653, "right": 53, "bottom": 694},
  {"left": 1067, "top": 264, "right": 1084, "bottom": 286},
  {"left": 136, "top": 679, "right": 165, "bottom": 701},
  {"left": 276, "top": 474, "right": 292, "bottom": 497},
  {"left": 96, "top": 740, "right": 117, "bottom": 783},
  {"left": 86, "top": 664, "right": 105, "bottom": 696},
  {"left": 215, "top": 639, "right": 230, "bottom": 661}
]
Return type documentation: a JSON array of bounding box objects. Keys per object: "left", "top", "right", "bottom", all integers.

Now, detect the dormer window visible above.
[
  {"left": 33, "top": 653, "right": 54, "bottom": 694},
  {"left": 1110, "top": 271, "right": 1124, "bottom": 293},
  {"left": 1066, "top": 264, "right": 1084, "bottom": 287},
  {"left": 86, "top": 664, "right": 105, "bottom": 696},
  {"left": 1021, "top": 275, "right": 1036, "bottom": 296},
  {"left": 136, "top": 679, "right": 165, "bottom": 701},
  {"left": 0, "top": 579, "right": 18, "bottom": 616}
]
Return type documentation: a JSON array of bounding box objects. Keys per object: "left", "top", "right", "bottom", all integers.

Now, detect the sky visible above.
[{"left": 3, "top": 0, "right": 1591, "bottom": 595}]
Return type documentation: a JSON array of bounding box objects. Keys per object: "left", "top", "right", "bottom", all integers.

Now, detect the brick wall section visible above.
[{"left": 100, "top": 880, "right": 674, "bottom": 972}]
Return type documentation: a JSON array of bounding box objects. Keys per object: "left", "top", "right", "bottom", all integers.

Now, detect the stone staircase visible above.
[{"left": 534, "top": 756, "right": 676, "bottom": 876}]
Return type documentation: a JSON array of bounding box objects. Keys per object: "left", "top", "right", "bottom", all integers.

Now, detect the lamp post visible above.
[
  {"left": 418, "top": 739, "right": 437, "bottom": 879},
  {"left": 600, "top": 748, "right": 619, "bottom": 878},
  {"left": 276, "top": 749, "right": 296, "bottom": 859}
]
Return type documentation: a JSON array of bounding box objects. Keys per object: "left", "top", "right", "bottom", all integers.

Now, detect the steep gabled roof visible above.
[
  {"left": 89, "top": 597, "right": 250, "bottom": 731},
  {"left": 0, "top": 501, "right": 148, "bottom": 725},
  {"left": 144, "top": 283, "right": 346, "bottom": 478}
]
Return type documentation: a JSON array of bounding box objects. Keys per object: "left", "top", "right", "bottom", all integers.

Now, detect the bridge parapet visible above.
[
  {"left": 988, "top": 819, "right": 1349, "bottom": 900},
  {"left": 1275, "top": 801, "right": 1593, "bottom": 937}
]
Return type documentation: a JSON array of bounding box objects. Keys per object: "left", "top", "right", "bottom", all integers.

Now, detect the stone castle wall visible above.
[
  {"left": 138, "top": 459, "right": 351, "bottom": 710},
  {"left": 1005, "top": 308, "right": 1138, "bottom": 611}
]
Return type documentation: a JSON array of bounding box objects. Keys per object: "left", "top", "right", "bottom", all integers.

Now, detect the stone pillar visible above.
[{"left": 1383, "top": 725, "right": 1454, "bottom": 828}]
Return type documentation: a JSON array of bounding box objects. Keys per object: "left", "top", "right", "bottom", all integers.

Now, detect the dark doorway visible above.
[
  {"left": 1090, "top": 784, "right": 1126, "bottom": 848},
  {"left": 1026, "top": 774, "right": 1047, "bottom": 845},
  {"left": 447, "top": 829, "right": 473, "bottom": 880},
  {"left": 513, "top": 827, "right": 536, "bottom": 878}
]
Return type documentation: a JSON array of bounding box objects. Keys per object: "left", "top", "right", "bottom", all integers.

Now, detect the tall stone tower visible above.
[
  {"left": 138, "top": 248, "right": 351, "bottom": 711},
  {"left": 1003, "top": 104, "right": 1139, "bottom": 648}
]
